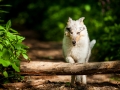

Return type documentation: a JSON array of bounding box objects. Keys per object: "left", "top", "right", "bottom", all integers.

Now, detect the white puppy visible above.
[{"left": 62, "top": 17, "right": 96, "bottom": 85}]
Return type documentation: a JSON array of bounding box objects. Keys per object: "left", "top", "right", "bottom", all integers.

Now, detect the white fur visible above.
[{"left": 62, "top": 17, "right": 96, "bottom": 85}]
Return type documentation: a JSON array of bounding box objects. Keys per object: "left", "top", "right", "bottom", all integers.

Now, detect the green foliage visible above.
[
  {"left": 0, "top": 20, "right": 29, "bottom": 83},
  {"left": 2, "top": 0, "right": 120, "bottom": 61},
  {"left": 96, "top": 23, "right": 120, "bottom": 61},
  {"left": 93, "top": 0, "right": 120, "bottom": 61}
]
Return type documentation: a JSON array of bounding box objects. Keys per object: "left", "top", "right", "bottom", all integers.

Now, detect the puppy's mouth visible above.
[
  {"left": 72, "top": 41, "right": 76, "bottom": 46},
  {"left": 73, "top": 44, "right": 76, "bottom": 46}
]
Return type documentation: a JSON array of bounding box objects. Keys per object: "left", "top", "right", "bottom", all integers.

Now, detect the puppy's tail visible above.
[{"left": 90, "top": 39, "right": 96, "bottom": 49}]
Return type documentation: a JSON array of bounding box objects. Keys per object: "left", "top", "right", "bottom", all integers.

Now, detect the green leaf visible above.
[
  {"left": 3, "top": 71, "right": 8, "bottom": 78},
  {"left": 0, "top": 26, "right": 5, "bottom": 30},
  {"left": 6, "top": 20, "right": 11, "bottom": 31},
  {"left": 5, "top": 40, "right": 10, "bottom": 46},
  {"left": 14, "top": 59, "right": 20, "bottom": 67},
  {"left": 2, "top": 49, "right": 11, "bottom": 60},
  {"left": 16, "top": 51, "right": 21, "bottom": 57},
  {"left": 65, "top": 82, "right": 71, "bottom": 86},
  {"left": 17, "top": 36, "right": 25, "bottom": 43},
  {"left": 12, "top": 63, "right": 20, "bottom": 72},
  {"left": 22, "top": 53, "right": 29, "bottom": 60},
  {"left": 21, "top": 44, "right": 29, "bottom": 49},
  {"left": 0, "top": 44, "right": 3, "bottom": 50},
  {"left": 14, "top": 43, "right": 22, "bottom": 50},
  {"left": 0, "top": 59, "right": 11, "bottom": 67},
  {"left": 20, "top": 76, "right": 24, "bottom": 80},
  {"left": 9, "top": 28, "right": 18, "bottom": 33},
  {"left": 7, "top": 32, "right": 16, "bottom": 39}
]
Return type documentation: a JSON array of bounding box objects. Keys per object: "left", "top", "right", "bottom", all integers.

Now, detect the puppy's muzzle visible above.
[{"left": 72, "top": 40, "right": 76, "bottom": 46}]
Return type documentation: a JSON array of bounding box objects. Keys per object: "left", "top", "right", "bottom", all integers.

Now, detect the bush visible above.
[
  {"left": 93, "top": 0, "right": 120, "bottom": 61},
  {"left": 0, "top": 20, "right": 29, "bottom": 83}
]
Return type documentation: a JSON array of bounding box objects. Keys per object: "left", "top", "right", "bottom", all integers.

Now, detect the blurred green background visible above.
[{"left": 1, "top": 0, "right": 120, "bottom": 61}]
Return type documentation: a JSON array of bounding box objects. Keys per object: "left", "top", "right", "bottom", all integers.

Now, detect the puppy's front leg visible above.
[
  {"left": 66, "top": 57, "right": 75, "bottom": 63},
  {"left": 66, "top": 57, "right": 75, "bottom": 85}
]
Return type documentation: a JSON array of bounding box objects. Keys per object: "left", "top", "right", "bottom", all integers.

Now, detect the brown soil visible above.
[{"left": 1, "top": 30, "right": 120, "bottom": 90}]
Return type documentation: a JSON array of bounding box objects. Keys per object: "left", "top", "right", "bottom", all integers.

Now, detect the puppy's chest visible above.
[
  {"left": 70, "top": 46, "right": 85, "bottom": 55},
  {"left": 70, "top": 45, "right": 88, "bottom": 61}
]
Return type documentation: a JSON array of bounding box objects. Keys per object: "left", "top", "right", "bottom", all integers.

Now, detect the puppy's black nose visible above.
[{"left": 72, "top": 40, "right": 76, "bottom": 46}]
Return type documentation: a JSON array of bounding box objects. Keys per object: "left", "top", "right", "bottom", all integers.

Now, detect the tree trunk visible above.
[{"left": 20, "top": 61, "right": 120, "bottom": 75}]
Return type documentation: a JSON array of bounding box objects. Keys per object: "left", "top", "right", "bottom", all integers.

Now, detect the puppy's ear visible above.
[
  {"left": 78, "top": 17, "right": 85, "bottom": 24},
  {"left": 67, "top": 17, "right": 72, "bottom": 25},
  {"left": 68, "top": 17, "right": 72, "bottom": 22}
]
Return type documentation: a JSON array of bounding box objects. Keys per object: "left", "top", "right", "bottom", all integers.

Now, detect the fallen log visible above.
[{"left": 20, "top": 61, "right": 120, "bottom": 75}]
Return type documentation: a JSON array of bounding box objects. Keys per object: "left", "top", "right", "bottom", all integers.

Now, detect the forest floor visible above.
[{"left": 1, "top": 30, "right": 120, "bottom": 90}]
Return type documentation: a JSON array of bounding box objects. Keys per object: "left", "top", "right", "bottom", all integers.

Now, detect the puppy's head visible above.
[{"left": 65, "top": 17, "right": 86, "bottom": 46}]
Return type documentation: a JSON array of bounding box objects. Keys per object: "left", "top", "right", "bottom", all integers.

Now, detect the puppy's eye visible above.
[
  {"left": 77, "top": 32, "right": 80, "bottom": 34},
  {"left": 80, "top": 27, "right": 83, "bottom": 30},
  {"left": 80, "top": 27, "right": 85, "bottom": 30}
]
